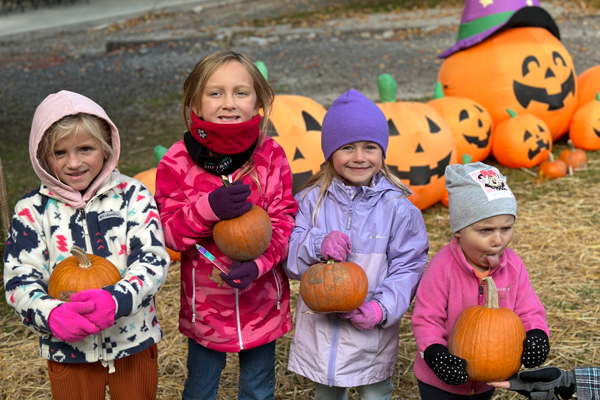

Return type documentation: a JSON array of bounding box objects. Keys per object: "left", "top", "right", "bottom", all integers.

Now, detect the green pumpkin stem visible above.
[
  {"left": 154, "top": 145, "right": 168, "bottom": 163},
  {"left": 70, "top": 245, "right": 92, "bottom": 269},
  {"left": 506, "top": 109, "right": 517, "bottom": 118},
  {"left": 378, "top": 73, "right": 397, "bottom": 103},
  {"left": 483, "top": 277, "right": 499, "bottom": 309},
  {"left": 596, "top": 92, "right": 600, "bottom": 102},
  {"left": 433, "top": 81, "right": 445, "bottom": 100},
  {"left": 255, "top": 61, "right": 268, "bottom": 81},
  {"left": 462, "top": 154, "right": 473, "bottom": 165}
]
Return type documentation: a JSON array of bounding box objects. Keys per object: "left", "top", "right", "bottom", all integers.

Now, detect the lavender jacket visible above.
[
  {"left": 284, "top": 175, "right": 429, "bottom": 387},
  {"left": 412, "top": 236, "right": 549, "bottom": 395}
]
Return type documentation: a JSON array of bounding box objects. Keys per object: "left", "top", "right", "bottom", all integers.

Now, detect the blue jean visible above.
[
  {"left": 182, "top": 338, "right": 276, "bottom": 400},
  {"left": 314, "top": 377, "right": 394, "bottom": 400}
]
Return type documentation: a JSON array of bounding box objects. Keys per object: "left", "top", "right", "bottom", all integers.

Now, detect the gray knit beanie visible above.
[
  {"left": 446, "top": 162, "right": 517, "bottom": 233},
  {"left": 321, "top": 89, "right": 389, "bottom": 161}
]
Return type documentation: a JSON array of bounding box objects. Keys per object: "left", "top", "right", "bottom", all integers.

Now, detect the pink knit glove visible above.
[
  {"left": 48, "top": 302, "right": 101, "bottom": 342},
  {"left": 340, "top": 301, "right": 383, "bottom": 331},
  {"left": 321, "top": 231, "right": 352, "bottom": 262},
  {"left": 70, "top": 289, "right": 116, "bottom": 330}
]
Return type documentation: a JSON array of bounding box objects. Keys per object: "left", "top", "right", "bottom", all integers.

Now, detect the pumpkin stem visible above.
[
  {"left": 154, "top": 146, "right": 168, "bottom": 163},
  {"left": 567, "top": 139, "right": 576, "bottom": 152},
  {"left": 70, "top": 245, "right": 92, "bottom": 269},
  {"left": 433, "top": 81, "right": 445, "bottom": 100},
  {"left": 255, "top": 61, "right": 268, "bottom": 81},
  {"left": 378, "top": 73, "right": 397, "bottom": 103},
  {"left": 482, "top": 277, "right": 499, "bottom": 309},
  {"left": 596, "top": 92, "right": 600, "bottom": 102},
  {"left": 548, "top": 153, "right": 555, "bottom": 162},
  {"left": 221, "top": 175, "right": 232, "bottom": 187},
  {"left": 462, "top": 154, "right": 473, "bottom": 165},
  {"left": 327, "top": 259, "right": 337, "bottom": 264},
  {"left": 506, "top": 109, "right": 517, "bottom": 118}
]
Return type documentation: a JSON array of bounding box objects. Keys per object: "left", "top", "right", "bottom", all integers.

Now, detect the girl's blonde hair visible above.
[
  {"left": 301, "top": 159, "right": 412, "bottom": 225},
  {"left": 182, "top": 50, "right": 275, "bottom": 187},
  {"left": 37, "top": 113, "right": 113, "bottom": 175}
]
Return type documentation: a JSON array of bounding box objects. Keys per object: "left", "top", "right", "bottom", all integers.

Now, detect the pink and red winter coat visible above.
[
  {"left": 411, "top": 236, "right": 549, "bottom": 396},
  {"left": 3, "top": 91, "right": 170, "bottom": 365},
  {"left": 155, "top": 135, "right": 298, "bottom": 352}
]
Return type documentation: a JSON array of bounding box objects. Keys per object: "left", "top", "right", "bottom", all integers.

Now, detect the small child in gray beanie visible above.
[
  {"left": 321, "top": 88, "right": 389, "bottom": 161},
  {"left": 445, "top": 162, "right": 517, "bottom": 233}
]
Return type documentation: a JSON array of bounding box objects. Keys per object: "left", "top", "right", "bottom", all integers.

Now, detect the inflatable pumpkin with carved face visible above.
[{"left": 439, "top": 27, "right": 577, "bottom": 142}]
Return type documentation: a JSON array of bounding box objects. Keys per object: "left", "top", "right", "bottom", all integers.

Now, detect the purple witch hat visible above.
[{"left": 440, "top": 0, "right": 560, "bottom": 58}]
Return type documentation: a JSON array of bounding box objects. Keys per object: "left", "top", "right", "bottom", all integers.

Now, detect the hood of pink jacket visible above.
[{"left": 29, "top": 90, "right": 121, "bottom": 209}]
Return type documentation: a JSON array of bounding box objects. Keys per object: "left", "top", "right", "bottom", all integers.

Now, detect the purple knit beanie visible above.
[{"left": 321, "top": 89, "right": 389, "bottom": 161}]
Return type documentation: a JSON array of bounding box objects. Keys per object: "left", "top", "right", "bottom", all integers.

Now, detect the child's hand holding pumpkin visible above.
[
  {"left": 208, "top": 180, "right": 252, "bottom": 220},
  {"left": 424, "top": 344, "right": 469, "bottom": 386},
  {"left": 521, "top": 329, "right": 550, "bottom": 368},
  {"left": 321, "top": 231, "right": 352, "bottom": 262},
  {"left": 48, "top": 301, "right": 102, "bottom": 343},
  {"left": 339, "top": 301, "right": 383, "bottom": 331},
  {"left": 70, "top": 288, "right": 116, "bottom": 330}
]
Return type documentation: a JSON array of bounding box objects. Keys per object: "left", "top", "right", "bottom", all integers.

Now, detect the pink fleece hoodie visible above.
[{"left": 411, "top": 236, "right": 549, "bottom": 395}]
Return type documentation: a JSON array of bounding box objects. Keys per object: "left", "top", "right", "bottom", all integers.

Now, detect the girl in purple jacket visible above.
[
  {"left": 411, "top": 162, "right": 550, "bottom": 399},
  {"left": 284, "top": 89, "right": 429, "bottom": 399}
]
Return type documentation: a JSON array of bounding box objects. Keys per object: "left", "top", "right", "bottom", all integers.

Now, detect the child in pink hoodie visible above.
[
  {"left": 3, "top": 91, "right": 170, "bottom": 399},
  {"left": 411, "top": 162, "right": 549, "bottom": 400}
]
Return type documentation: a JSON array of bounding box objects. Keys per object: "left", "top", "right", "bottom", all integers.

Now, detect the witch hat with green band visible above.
[{"left": 440, "top": 0, "right": 559, "bottom": 58}]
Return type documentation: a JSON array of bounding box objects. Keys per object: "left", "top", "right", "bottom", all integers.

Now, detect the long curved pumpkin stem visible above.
[
  {"left": 483, "top": 277, "right": 499, "bottom": 308},
  {"left": 70, "top": 245, "right": 92, "bottom": 269},
  {"left": 221, "top": 175, "right": 232, "bottom": 187}
]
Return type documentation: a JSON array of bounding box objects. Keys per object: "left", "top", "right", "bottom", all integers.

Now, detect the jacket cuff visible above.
[{"left": 195, "top": 194, "right": 220, "bottom": 225}]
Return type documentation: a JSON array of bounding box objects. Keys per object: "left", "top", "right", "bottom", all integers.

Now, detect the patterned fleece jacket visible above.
[
  {"left": 3, "top": 91, "right": 170, "bottom": 364},
  {"left": 411, "top": 236, "right": 549, "bottom": 396},
  {"left": 155, "top": 135, "right": 298, "bottom": 352}
]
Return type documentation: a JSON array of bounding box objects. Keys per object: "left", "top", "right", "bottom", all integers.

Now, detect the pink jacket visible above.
[
  {"left": 155, "top": 136, "right": 298, "bottom": 352},
  {"left": 411, "top": 236, "right": 549, "bottom": 395}
]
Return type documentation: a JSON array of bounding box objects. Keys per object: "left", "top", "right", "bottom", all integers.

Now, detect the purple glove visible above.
[
  {"left": 321, "top": 231, "right": 352, "bottom": 262},
  {"left": 208, "top": 180, "right": 252, "bottom": 220},
  {"left": 340, "top": 301, "right": 383, "bottom": 331},
  {"left": 48, "top": 301, "right": 101, "bottom": 342},
  {"left": 70, "top": 289, "right": 116, "bottom": 330},
  {"left": 220, "top": 260, "right": 258, "bottom": 289}
]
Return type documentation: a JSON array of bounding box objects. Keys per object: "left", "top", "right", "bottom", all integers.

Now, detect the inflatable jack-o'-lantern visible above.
[
  {"left": 439, "top": 27, "right": 577, "bottom": 142},
  {"left": 492, "top": 110, "right": 552, "bottom": 169},
  {"left": 576, "top": 65, "right": 600, "bottom": 107},
  {"left": 133, "top": 146, "right": 181, "bottom": 262},
  {"left": 428, "top": 82, "right": 493, "bottom": 163},
  {"left": 376, "top": 74, "right": 458, "bottom": 210},
  {"left": 569, "top": 93, "right": 600, "bottom": 151},
  {"left": 256, "top": 61, "right": 327, "bottom": 194}
]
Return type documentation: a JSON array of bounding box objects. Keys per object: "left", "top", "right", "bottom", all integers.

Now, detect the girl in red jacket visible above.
[{"left": 155, "top": 50, "right": 298, "bottom": 400}]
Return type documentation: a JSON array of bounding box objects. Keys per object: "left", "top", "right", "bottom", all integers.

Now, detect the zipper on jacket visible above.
[
  {"left": 346, "top": 203, "right": 354, "bottom": 230},
  {"left": 272, "top": 269, "right": 282, "bottom": 310},
  {"left": 235, "top": 289, "right": 244, "bottom": 350},
  {"left": 192, "top": 268, "right": 197, "bottom": 323}
]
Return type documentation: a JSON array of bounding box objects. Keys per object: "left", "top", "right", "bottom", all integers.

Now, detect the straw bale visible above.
[{"left": 1, "top": 166, "right": 599, "bottom": 399}]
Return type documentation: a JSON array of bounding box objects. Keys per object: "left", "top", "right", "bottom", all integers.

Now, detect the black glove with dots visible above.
[
  {"left": 424, "top": 344, "right": 469, "bottom": 386},
  {"left": 522, "top": 329, "right": 550, "bottom": 368}
]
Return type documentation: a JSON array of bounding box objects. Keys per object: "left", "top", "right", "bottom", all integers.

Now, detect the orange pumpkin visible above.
[
  {"left": 376, "top": 75, "right": 457, "bottom": 210},
  {"left": 492, "top": 110, "right": 552, "bottom": 169},
  {"left": 48, "top": 245, "right": 121, "bottom": 299},
  {"left": 559, "top": 139, "right": 588, "bottom": 171},
  {"left": 538, "top": 153, "right": 568, "bottom": 180},
  {"left": 569, "top": 93, "right": 600, "bottom": 151},
  {"left": 577, "top": 65, "right": 600, "bottom": 106},
  {"left": 133, "top": 145, "right": 181, "bottom": 262},
  {"left": 428, "top": 82, "right": 493, "bottom": 163},
  {"left": 212, "top": 177, "right": 272, "bottom": 261},
  {"left": 439, "top": 27, "right": 578, "bottom": 141},
  {"left": 448, "top": 276, "right": 526, "bottom": 382},
  {"left": 299, "top": 259, "right": 368, "bottom": 312}
]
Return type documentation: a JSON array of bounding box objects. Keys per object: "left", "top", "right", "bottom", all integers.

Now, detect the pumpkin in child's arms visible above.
[
  {"left": 212, "top": 176, "right": 273, "bottom": 262},
  {"left": 48, "top": 246, "right": 121, "bottom": 301},
  {"left": 448, "top": 276, "right": 526, "bottom": 382},
  {"left": 300, "top": 259, "right": 368, "bottom": 312}
]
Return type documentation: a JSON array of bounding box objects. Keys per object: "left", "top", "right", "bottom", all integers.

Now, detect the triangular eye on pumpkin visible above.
[
  {"left": 438, "top": 27, "right": 578, "bottom": 142},
  {"left": 492, "top": 109, "right": 552, "bottom": 169},
  {"left": 569, "top": 93, "right": 600, "bottom": 151},
  {"left": 255, "top": 62, "right": 327, "bottom": 195},
  {"left": 376, "top": 74, "right": 458, "bottom": 210},
  {"left": 427, "top": 81, "right": 493, "bottom": 163}
]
